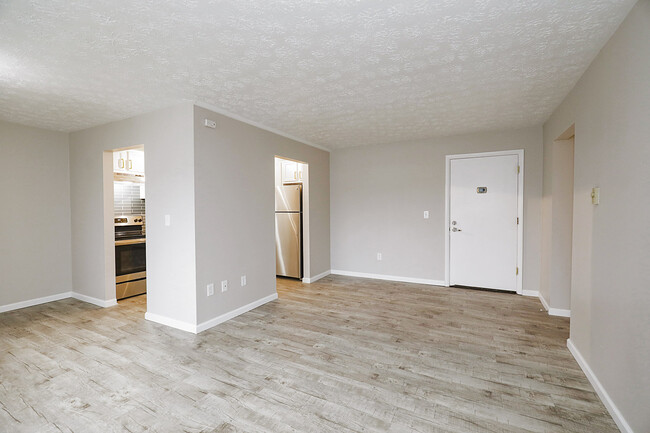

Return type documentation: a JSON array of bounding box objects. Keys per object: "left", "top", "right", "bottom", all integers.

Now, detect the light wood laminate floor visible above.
[{"left": 0, "top": 276, "right": 617, "bottom": 432}]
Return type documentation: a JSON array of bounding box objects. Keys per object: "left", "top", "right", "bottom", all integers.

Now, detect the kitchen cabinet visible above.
[
  {"left": 128, "top": 150, "right": 145, "bottom": 175},
  {"left": 113, "top": 150, "right": 145, "bottom": 176},
  {"left": 113, "top": 151, "right": 127, "bottom": 173},
  {"left": 282, "top": 160, "right": 303, "bottom": 183}
]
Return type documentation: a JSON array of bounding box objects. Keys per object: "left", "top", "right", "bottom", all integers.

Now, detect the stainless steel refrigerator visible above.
[{"left": 275, "top": 184, "right": 302, "bottom": 278}]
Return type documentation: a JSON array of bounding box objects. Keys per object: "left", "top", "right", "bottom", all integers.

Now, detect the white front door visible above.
[{"left": 449, "top": 154, "right": 520, "bottom": 291}]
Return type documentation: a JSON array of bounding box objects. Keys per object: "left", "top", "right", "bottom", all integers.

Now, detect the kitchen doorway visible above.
[
  {"left": 274, "top": 156, "right": 310, "bottom": 283},
  {"left": 445, "top": 150, "right": 524, "bottom": 293},
  {"left": 103, "top": 145, "right": 147, "bottom": 309}
]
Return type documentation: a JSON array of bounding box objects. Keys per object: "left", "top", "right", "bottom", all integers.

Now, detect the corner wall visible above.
[
  {"left": 193, "top": 105, "right": 330, "bottom": 326},
  {"left": 0, "top": 120, "right": 72, "bottom": 310},
  {"left": 543, "top": 1, "right": 650, "bottom": 430},
  {"left": 540, "top": 136, "right": 574, "bottom": 314},
  {"left": 330, "top": 126, "right": 543, "bottom": 291},
  {"left": 69, "top": 103, "right": 197, "bottom": 326}
]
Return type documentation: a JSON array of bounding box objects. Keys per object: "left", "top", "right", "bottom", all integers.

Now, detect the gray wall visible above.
[
  {"left": 69, "top": 103, "right": 197, "bottom": 325},
  {"left": 330, "top": 127, "right": 543, "bottom": 291},
  {"left": 0, "top": 120, "right": 72, "bottom": 306},
  {"left": 543, "top": 1, "right": 650, "bottom": 430},
  {"left": 193, "top": 105, "right": 330, "bottom": 324},
  {"left": 540, "top": 137, "right": 574, "bottom": 311}
]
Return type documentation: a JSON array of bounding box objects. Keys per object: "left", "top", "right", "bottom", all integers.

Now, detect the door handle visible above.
[{"left": 452, "top": 227, "right": 462, "bottom": 232}]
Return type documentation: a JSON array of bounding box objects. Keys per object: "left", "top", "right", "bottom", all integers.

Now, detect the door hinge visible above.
[
  {"left": 517, "top": 217, "right": 519, "bottom": 224},
  {"left": 516, "top": 267, "right": 519, "bottom": 275},
  {"left": 517, "top": 165, "right": 520, "bottom": 174}
]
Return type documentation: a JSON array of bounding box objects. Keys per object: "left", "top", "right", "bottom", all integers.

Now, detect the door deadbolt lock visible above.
[{"left": 451, "top": 221, "right": 457, "bottom": 225}]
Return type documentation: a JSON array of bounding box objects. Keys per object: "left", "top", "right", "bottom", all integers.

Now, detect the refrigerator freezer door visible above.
[
  {"left": 275, "top": 212, "right": 302, "bottom": 278},
  {"left": 275, "top": 185, "right": 301, "bottom": 212}
]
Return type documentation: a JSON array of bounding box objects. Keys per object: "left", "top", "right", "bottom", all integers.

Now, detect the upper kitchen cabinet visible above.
[
  {"left": 128, "top": 150, "right": 145, "bottom": 175},
  {"left": 281, "top": 160, "right": 303, "bottom": 183},
  {"left": 113, "top": 151, "right": 127, "bottom": 173},
  {"left": 114, "top": 149, "right": 145, "bottom": 176}
]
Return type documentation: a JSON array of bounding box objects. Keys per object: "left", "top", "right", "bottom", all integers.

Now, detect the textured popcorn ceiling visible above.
[{"left": 0, "top": 0, "right": 636, "bottom": 149}]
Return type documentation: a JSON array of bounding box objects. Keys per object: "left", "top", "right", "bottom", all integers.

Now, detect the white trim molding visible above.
[
  {"left": 444, "top": 149, "right": 525, "bottom": 295},
  {"left": 0, "top": 291, "right": 72, "bottom": 313},
  {"left": 145, "top": 312, "right": 197, "bottom": 334},
  {"left": 331, "top": 270, "right": 446, "bottom": 287},
  {"left": 1, "top": 291, "right": 120, "bottom": 314},
  {"left": 522, "top": 290, "right": 539, "bottom": 297},
  {"left": 549, "top": 307, "right": 571, "bottom": 318},
  {"left": 538, "top": 292, "right": 550, "bottom": 310},
  {"left": 567, "top": 339, "right": 633, "bottom": 433},
  {"left": 303, "top": 270, "right": 331, "bottom": 284},
  {"left": 195, "top": 293, "right": 278, "bottom": 333},
  {"left": 537, "top": 293, "right": 571, "bottom": 317},
  {"left": 71, "top": 292, "right": 117, "bottom": 308}
]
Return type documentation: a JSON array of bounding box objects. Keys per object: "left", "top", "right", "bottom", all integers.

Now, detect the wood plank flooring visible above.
[{"left": 0, "top": 276, "right": 618, "bottom": 432}]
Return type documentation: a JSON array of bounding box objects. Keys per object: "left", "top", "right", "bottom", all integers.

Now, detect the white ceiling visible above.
[{"left": 0, "top": 0, "right": 636, "bottom": 149}]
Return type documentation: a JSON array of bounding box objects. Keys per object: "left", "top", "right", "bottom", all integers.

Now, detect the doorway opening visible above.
[
  {"left": 103, "top": 145, "right": 147, "bottom": 311},
  {"left": 274, "top": 156, "right": 310, "bottom": 288},
  {"left": 539, "top": 124, "right": 574, "bottom": 317},
  {"left": 444, "top": 150, "right": 524, "bottom": 294}
]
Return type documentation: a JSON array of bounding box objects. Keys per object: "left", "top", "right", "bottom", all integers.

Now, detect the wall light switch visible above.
[
  {"left": 423, "top": 211, "right": 429, "bottom": 219},
  {"left": 221, "top": 280, "right": 228, "bottom": 292},
  {"left": 164, "top": 214, "right": 171, "bottom": 226},
  {"left": 591, "top": 187, "right": 600, "bottom": 205},
  {"left": 241, "top": 275, "right": 247, "bottom": 287},
  {"left": 207, "top": 283, "right": 214, "bottom": 296}
]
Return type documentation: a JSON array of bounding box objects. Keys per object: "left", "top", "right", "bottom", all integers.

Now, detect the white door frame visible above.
[{"left": 444, "top": 150, "right": 524, "bottom": 294}]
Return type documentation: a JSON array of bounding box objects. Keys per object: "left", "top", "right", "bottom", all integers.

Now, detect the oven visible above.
[{"left": 115, "top": 216, "right": 146, "bottom": 300}]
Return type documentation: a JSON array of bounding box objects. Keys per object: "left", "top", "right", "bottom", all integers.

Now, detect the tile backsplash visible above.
[{"left": 114, "top": 181, "right": 145, "bottom": 216}]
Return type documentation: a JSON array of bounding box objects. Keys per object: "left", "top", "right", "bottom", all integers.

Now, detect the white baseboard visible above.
[
  {"left": 0, "top": 291, "right": 73, "bottom": 313},
  {"left": 567, "top": 339, "right": 632, "bottom": 433},
  {"left": 0, "top": 291, "right": 118, "bottom": 314},
  {"left": 144, "top": 312, "right": 197, "bottom": 334},
  {"left": 549, "top": 307, "right": 571, "bottom": 317},
  {"left": 71, "top": 292, "right": 117, "bottom": 308},
  {"left": 522, "top": 290, "right": 539, "bottom": 297},
  {"left": 330, "top": 270, "right": 446, "bottom": 286},
  {"left": 145, "top": 293, "right": 279, "bottom": 334},
  {"left": 196, "top": 293, "right": 279, "bottom": 333},
  {"left": 302, "top": 270, "right": 331, "bottom": 284},
  {"left": 537, "top": 293, "right": 570, "bottom": 317},
  {"left": 538, "top": 293, "right": 550, "bottom": 310}
]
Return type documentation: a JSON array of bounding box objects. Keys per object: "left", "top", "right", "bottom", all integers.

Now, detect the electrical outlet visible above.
[
  {"left": 207, "top": 283, "right": 214, "bottom": 296},
  {"left": 241, "top": 275, "right": 247, "bottom": 287},
  {"left": 377, "top": 252, "right": 382, "bottom": 261},
  {"left": 221, "top": 280, "right": 228, "bottom": 292}
]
